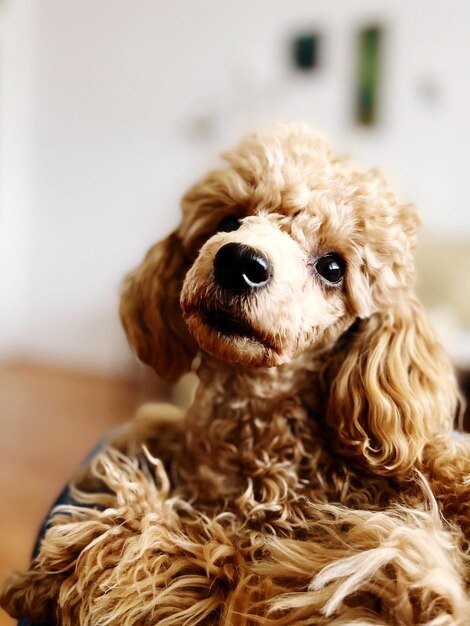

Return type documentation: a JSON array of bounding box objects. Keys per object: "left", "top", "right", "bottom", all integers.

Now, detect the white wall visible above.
[
  {"left": 1, "top": 0, "right": 469, "bottom": 375},
  {"left": 0, "top": 0, "right": 34, "bottom": 360}
]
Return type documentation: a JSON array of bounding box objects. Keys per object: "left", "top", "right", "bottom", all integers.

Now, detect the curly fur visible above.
[{"left": 2, "top": 122, "right": 469, "bottom": 624}]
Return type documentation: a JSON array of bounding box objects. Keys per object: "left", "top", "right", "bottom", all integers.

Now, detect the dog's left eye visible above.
[
  {"left": 218, "top": 214, "right": 241, "bottom": 233},
  {"left": 315, "top": 253, "right": 345, "bottom": 284}
]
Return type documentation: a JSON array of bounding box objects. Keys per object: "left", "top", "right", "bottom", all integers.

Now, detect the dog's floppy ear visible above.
[
  {"left": 326, "top": 294, "right": 460, "bottom": 478},
  {"left": 120, "top": 232, "right": 197, "bottom": 382}
]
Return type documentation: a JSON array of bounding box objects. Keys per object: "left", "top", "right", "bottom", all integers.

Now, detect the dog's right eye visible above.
[
  {"left": 218, "top": 214, "right": 241, "bottom": 233},
  {"left": 315, "top": 253, "right": 345, "bottom": 284}
]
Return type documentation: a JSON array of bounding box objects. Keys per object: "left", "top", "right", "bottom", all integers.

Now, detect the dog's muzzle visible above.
[{"left": 213, "top": 243, "right": 273, "bottom": 293}]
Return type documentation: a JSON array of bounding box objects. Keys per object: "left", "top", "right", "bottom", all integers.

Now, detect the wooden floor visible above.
[{"left": 0, "top": 362, "right": 143, "bottom": 626}]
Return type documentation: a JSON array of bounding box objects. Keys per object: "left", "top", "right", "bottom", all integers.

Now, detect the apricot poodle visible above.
[{"left": 2, "top": 122, "right": 470, "bottom": 625}]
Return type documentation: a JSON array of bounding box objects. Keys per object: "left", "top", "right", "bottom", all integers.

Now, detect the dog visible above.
[{"left": 2, "top": 122, "right": 470, "bottom": 624}]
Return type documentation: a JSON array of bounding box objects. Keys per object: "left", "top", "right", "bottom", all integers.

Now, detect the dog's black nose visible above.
[{"left": 214, "top": 243, "right": 272, "bottom": 292}]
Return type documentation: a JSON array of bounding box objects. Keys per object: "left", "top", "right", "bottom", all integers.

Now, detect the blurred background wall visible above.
[{"left": 1, "top": 0, "right": 470, "bottom": 376}]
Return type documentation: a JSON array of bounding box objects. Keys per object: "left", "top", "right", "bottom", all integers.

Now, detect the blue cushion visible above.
[{"left": 17, "top": 437, "right": 108, "bottom": 626}]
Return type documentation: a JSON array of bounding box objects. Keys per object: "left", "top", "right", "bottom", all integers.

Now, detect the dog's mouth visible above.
[
  {"left": 202, "top": 308, "right": 264, "bottom": 343},
  {"left": 182, "top": 302, "right": 285, "bottom": 367}
]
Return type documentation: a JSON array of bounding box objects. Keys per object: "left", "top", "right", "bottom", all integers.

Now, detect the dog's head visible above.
[
  {"left": 121, "top": 123, "right": 459, "bottom": 475},
  {"left": 121, "top": 123, "right": 416, "bottom": 373}
]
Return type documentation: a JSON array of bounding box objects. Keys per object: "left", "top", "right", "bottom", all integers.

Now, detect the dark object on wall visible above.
[
  {"left": 292, "top": 33, "right": 321, "bottom": 71},
  {"left": 355, "top": 26, "right": 382, "bottom": 126}
]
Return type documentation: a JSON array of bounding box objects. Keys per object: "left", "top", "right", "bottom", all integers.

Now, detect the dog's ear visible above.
[
  {"left": 120, "top": 232, "right": 197, "bottom": 382},
  {"left": 326, "top": 294, "right": 460, "bottom": 478}
]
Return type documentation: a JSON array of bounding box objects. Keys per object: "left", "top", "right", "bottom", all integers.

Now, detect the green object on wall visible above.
[{"left": 356, "top": 26, "right": 382, "bottom": 126}]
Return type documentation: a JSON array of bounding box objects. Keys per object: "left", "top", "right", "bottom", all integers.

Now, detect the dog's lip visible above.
[{"left": 202, "top": 307, "right": 270, "bottom": 345}]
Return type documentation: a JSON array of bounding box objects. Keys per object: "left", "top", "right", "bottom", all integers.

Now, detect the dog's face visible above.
[
  {"left": 177, "top": 124, "right": 417, "bottom": 368},
  {"left": 180, "top": 207, "right": 355, "bottom": 368}
]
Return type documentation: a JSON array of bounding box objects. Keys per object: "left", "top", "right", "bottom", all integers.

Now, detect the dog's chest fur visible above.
[{"left": 161, "top": 354, "right": 395, "bottom": 535}]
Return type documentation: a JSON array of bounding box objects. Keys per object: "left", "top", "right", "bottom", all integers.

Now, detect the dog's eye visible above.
[
  {"left": 218, "top": 214, "right": 241, "bottom": 233},
  {"left": 315, "top": 253, "right": 345, "bottom": 284}
]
